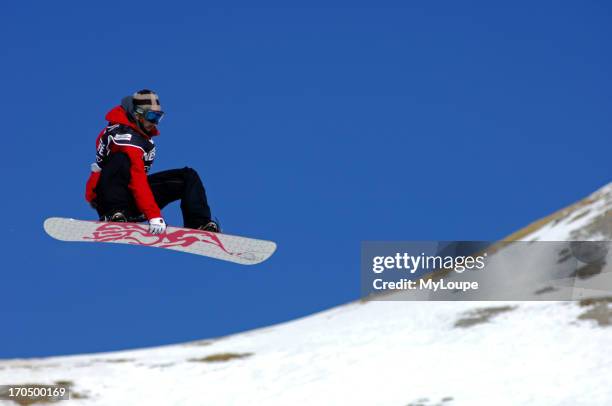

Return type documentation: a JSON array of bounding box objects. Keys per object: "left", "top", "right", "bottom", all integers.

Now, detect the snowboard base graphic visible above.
[{"left": 43, "top": 217, "right": 276, "bottom": 265}]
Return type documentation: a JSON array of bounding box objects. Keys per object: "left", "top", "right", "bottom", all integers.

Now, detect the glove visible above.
[{"left": 148, "top": 217, "right": 166, "bottom": 235}]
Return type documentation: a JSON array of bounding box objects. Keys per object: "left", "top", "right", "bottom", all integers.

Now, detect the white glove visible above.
[{"left": 148, "top": 217, "right": 166, "bottom": 235}]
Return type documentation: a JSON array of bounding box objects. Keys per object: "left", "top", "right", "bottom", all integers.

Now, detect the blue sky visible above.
[{"left": 1, "top": 1, "right": 610, "bottom": 357}]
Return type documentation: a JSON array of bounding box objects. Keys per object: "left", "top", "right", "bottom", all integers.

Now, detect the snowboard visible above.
[{"left": 43, "top": 217, "right": 276, "bottom": 265}]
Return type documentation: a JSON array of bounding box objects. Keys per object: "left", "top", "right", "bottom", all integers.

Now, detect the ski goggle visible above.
[{"left": 142, "top": 110, "right": 165, "bottom": 125}]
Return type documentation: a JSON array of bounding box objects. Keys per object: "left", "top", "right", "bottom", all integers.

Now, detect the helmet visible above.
[
  {"left": 132, "top": 89, "right": 164, "bottom": 125},
  {"left": 133, "top": 89, "right": 162, "bottom": 112}
]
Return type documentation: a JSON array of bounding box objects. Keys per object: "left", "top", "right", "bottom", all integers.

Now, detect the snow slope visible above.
[{"left": 2, "top": 183, "right": 612, "bottom": 406}]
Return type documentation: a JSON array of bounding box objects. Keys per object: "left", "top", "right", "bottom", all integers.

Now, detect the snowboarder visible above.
[{"left": 84, "top": 89, "right": 220, "bottom": 235}]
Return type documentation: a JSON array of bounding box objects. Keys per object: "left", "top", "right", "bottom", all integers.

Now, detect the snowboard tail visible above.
[{"left": 43, "top": 217, "right": 276, "bottom": 265}]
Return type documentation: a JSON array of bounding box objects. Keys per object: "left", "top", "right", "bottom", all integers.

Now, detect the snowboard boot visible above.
[
  {"left": 100, "top": 211, "right": 146, "bottom": 223},
  {"left": 100, "top": 211, "right": 128, "bottom": 222},
  {"left": 198, "top": 220, "right": 221, "bottom": 233}
]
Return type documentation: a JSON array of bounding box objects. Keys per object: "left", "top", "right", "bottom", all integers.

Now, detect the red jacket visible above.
[{"left": 85, "top": 106, "right": 161, "bottom": 220}]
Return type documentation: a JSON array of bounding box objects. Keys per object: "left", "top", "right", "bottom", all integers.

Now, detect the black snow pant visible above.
[{"left": 94, "top": 153, "right": 212, "bottom": 229}]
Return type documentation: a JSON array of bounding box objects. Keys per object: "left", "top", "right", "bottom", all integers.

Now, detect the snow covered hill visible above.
[{"left": 2, "top": 184, "right": 612, "bottom": 406}]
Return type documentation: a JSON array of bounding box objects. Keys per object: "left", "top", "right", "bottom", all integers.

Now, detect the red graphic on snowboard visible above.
[{"left": 83, "top": 222, "right": 233, "bottom": 254}]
